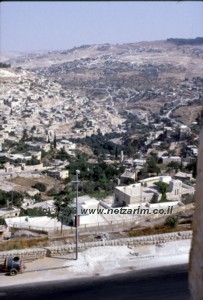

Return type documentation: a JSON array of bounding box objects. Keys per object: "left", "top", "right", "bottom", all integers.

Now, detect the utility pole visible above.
[{"left": 71, "top": 170, "right": 80, "bottom": 260}]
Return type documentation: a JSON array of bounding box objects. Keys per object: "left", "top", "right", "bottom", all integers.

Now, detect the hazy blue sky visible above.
[{"left": 1, "top": 1, "right": 203, "bottom": 52}]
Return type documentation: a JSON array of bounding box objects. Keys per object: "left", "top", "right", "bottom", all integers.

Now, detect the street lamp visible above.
[{"left": 72, "top": 169, "right": 80, "bottom": 260}]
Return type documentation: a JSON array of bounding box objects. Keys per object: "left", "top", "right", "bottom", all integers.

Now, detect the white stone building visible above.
[
  {"left": 47, "top": 169, "right": 69, "bottom": 180},
  {"left": 115, "top": 175, "right": 194, "bottom": 206}
]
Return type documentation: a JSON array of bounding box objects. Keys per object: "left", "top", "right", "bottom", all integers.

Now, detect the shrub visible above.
[
  {"left": 0, "top": 218, "right": 6, "bottom": 225},
  {"left": 0, "top": 237, "right": 48, "bottom": 251},
  {"left": 165, "top": 216, "right": 178, "bottom": 228},
  {"left": 47, "top": 187, "right": 57, "bottom": 196},
  {"left": 32, "top": 182, "right": 46, "bottom": 192}
]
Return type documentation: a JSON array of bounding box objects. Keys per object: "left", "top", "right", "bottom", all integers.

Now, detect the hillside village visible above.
[{"left": 0, "top": 39, "right": 202, "bottom": 246}]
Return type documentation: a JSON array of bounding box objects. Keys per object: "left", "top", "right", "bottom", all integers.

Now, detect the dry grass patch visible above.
[
  {"left": 128, "top": 224, "right": 191, "bottom": 237},
  {"left": 0, "top": 237, "right": 48, "bottom": 251}
]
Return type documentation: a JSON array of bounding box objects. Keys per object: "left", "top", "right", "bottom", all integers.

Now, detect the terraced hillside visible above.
[{"left": 3, "top": 38, "right": 203, "bottom": 126}]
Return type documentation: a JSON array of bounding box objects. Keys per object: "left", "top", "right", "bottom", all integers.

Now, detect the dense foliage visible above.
[
  {"left": 67, "top": 154, "right": 125, "bottom": 197},
  {"left": 52, "top": 186, "right": 75, "bottom": 232},
  {"left": 165, "top": 216, "right": 178, "bottom": 228},
  {"left": 70, "top": 132, "right": 125, "bottom": 157},
  {"left": 32, "top": 182, "right": 47, "bottom": 192},
  {"left": 0, "top": 156, "right": 9, "bottom": 169},
  {"left": 138, "top": 156, "right": 161, "bottom": 180},
  {"left": 20, "top": 207, "right": 47, "bottom": 217},
  {"left": 154, "top": 181, "right": 169, "bottom": 202},
  {"left": 0, "top": 189, "right": 24, "bottom": 208}
]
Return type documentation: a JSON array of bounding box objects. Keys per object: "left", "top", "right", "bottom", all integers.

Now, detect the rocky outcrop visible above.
[{"left": 189, "top": 105, "right": 203, "bottom": 299}]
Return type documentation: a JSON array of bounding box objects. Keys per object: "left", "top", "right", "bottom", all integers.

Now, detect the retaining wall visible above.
[{"left": 0, "top": 230, "right": 192, "bottom": 260}]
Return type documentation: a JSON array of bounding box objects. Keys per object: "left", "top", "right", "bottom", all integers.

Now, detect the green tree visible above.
[
  {"left": 9, "top": 131, "right": 15, "bottom": 136},
  {"left": 33, "top": 193, "right": 42, "bottom": 202},
  {"left": 137, "top": 166, "right": 149, "bottom": 180},
  {"left": 53, "top": 187, "right": 74, "bottom": 233},
  {"left": 20, "top": 207, "right": 47, "bottom": 217},
  {"left": 21, "top": 129, "right": 29, "bottom": 142},
  {"left": 0, "top": 156, "right": 9, "bottom": 168},
  {"left": 32, "top": 182, "right": 46, "bottom": 192},
  {"left": 185, "top": 158, "right": 197, "bottom": 178},
  {"left": 147, "top": 156, "right": 160, "bottom": 175},
  {"left": 47, "top": 187, "right": 57, "bottom": 197},
  {"left": 41, "top": 149, "right": 48, "bottom": 159},
  {"left": 154, "top": 181, "right": 169, "bottom": 202},
  {"left": 115, "top": 147, "right": 118, "bottom": 160},
  {"left": 196, "top": 113, "right": 201, "bottom": 126},
  {"left": 30, "top": 125, "right": 36, "bottom": 133},
  {"left": 167, "top": 161, "right": 182, "bottom": 173},
  {"left": 26, "top": 156, "right": 40, "bottom": 165},
  {"left": 53, "top": 134, "right": 57, "bottom": 149},
  {"left": 56, "top": 148, "right": 70, "bottom": 161},
  {"left": 0, "top": 189, "right": 24, "bottom": 208},
  {"left": 165, "top": 216, "right": 178, "bottom": 228},
  {"left": 0, "top": 218, "right": 6, "bottom": 225}
]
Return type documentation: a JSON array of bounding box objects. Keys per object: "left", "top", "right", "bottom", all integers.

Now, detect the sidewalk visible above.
[{"left": 0, "top": 239, "right": 191, "bottom": 287}]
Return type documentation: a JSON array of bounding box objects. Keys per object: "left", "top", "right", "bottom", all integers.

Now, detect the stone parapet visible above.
[{"left": 0, "top": 230, "right": 192, "bottom": 260}]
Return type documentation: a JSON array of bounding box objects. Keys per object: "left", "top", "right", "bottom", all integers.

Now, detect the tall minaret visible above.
[
  {"left": 189, "top": 105, "right": 203, "bottom": 299},
  {"left": 120, "top": 151, "right": 124, "bottom": 162}
]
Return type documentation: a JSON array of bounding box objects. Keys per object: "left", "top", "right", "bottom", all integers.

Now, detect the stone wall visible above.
[
  {"left": 47, "top": 230, "right": 192, "bottom": 257},
  {"left": 0, "top": 248, "right": 47, "bottom": 262},
  {"left": 22, "top": 163, "right": 44, "bottom": 171},
  {"left": 0, "top": 230, "right": 192, "bottom": 260}
]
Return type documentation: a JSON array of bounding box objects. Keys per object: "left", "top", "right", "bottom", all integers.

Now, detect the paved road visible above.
[
  {"left": 0, "top": 264, "right": 190, "bottom": 300},
  {"left": 0, "top": 170, "right": 43, "bottom": 177}
]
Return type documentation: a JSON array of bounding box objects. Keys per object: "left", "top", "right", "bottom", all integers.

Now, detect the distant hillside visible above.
[
  {"left": 3, "top": 39, "right": 203, "bottom": 125},
  {"left": 167, "top": 37, "right": 203, "bottom": 46}
]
